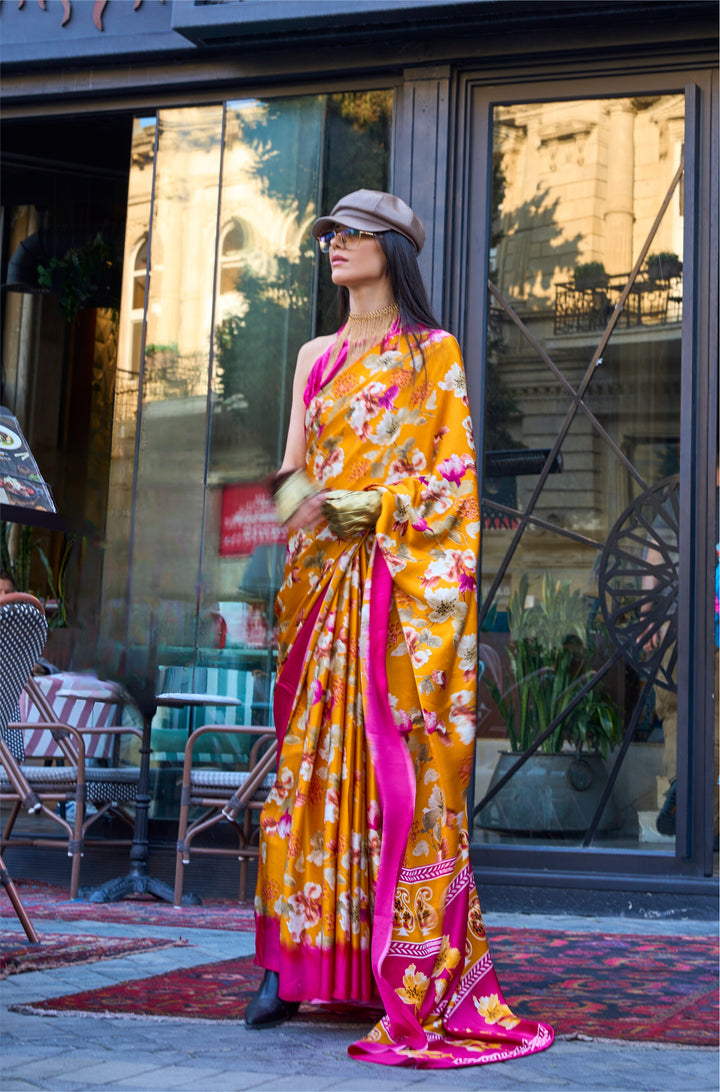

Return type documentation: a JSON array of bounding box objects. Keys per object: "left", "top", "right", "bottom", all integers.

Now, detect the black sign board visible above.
[{"left": 0, "top": 406, "right": 57, "bottom": 515}]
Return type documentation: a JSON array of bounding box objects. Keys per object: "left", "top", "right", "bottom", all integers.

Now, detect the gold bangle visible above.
[
  {"left": 322, "top": 489, "right": 383, "bottom": 537},
  {"left": 274, "top": 469, "right": 318, "bottom": 524}
]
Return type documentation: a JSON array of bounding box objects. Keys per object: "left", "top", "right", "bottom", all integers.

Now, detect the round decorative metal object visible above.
[
  {"left": 567, "top": 757, "right": 594, "bottom": 791},
  {"left": 598, "top": 475, "right": 678, "bottom": 693}
]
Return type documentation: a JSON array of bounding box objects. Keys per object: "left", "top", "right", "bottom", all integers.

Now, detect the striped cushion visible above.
[
  {"left": 17, "top": 674, "right": 120, "bottom": 761},
  {"left": 190, "top": 768, "right": 275, "bottom": 791}
]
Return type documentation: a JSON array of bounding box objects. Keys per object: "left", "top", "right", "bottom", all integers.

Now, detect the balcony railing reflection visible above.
[{"left": 554, "top": 273, "right": 682, "bottom": 335}]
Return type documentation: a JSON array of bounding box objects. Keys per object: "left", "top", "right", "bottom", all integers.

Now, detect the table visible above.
[{"left": 65, "top": 690, "right": 241, "bottom": 905}]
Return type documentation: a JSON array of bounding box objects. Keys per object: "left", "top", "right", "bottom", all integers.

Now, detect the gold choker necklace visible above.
[
  {"left": 347, "top": 303, "right": 399, "bottom": 323},
  {"left": 325, "top": 302, "right": 399, "bottom": 369}
]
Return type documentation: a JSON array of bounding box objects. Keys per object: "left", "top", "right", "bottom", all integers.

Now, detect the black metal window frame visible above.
[{"left": 454, "top": 68, "right": 718, "bottom": 888}]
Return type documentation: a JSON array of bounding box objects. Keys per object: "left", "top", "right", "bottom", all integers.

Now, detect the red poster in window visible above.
[{"left": 220, "top": 484, "right": 286, "bottom": 557}]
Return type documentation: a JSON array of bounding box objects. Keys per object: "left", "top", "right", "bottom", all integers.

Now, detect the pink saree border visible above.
[
  {"left": 351, "top": 543, "right": 426, "bottom": 1052},
  {"left": 255, "top": 915, "right": 376, "bottom": 1002}
]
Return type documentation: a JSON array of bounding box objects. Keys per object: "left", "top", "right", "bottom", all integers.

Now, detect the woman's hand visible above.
[{"left": 286, "top": 492, "right": 327, "bottom": 532}]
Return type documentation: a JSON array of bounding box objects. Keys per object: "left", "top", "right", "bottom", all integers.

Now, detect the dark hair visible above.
[{"left": 336, "top": 230, "right": 440, "bottom": 339}]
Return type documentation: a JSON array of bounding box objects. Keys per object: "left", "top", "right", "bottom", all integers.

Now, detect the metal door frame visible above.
[{"left": 453, "top": 67, "right": 717, "bottom": 887}]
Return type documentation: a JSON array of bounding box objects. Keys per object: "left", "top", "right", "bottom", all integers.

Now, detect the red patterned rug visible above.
[
  {"left": 11, "top": 930, "right": 718, "bottom": 1045},
  {"left": 0, "top": 881, "right": 255, "bottom": 931},
  {"left": 0, "top": 930, "right": 186, "bottom": 979}
]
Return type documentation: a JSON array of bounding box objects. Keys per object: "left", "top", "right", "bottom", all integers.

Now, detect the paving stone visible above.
[{"left": 2, "top": 911, "right": 718, "bottom": 1092}]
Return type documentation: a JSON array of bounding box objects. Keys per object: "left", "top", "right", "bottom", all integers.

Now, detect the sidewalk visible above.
[{"left": 0, "top": 911, "right": 717, "bottom": 1092}]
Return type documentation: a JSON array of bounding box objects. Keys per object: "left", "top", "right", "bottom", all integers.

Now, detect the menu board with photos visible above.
[{"left": 0, "top": 406, "right": 57, "bottom": 512}]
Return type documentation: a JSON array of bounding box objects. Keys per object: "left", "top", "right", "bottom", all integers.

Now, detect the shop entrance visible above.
[{"left": 462, "top": 90, "right": 704, "bottom": 863}]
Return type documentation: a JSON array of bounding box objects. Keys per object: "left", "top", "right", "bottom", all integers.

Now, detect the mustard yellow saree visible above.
[{"left": 254, "top": 327, "right": 553, "bottom": 1068}]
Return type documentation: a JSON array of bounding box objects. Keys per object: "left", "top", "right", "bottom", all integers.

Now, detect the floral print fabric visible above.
[{"left": 254, "top": 328, "right": 553, "bottom": 1067}]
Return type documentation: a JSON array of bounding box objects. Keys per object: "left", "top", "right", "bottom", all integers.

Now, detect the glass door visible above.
[{"left": 466, "top": 92, "right": 690, "bottom": 857}]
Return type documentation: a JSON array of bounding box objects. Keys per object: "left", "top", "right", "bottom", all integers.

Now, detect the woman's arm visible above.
[
  {"left": 277, "top": 334, "right": 335, "bottom": 530},
  {"left": 279, "top": 335, "right": 335, "bottom": 473}
]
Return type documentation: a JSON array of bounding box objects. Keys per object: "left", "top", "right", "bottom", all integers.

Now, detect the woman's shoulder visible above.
[
  {"left": 417, "top": 327, "right": 463, "bottom": 367},
  {"left": 295, "top": 333, "right": 335, "bottom": 384},
  {"left": 420, "top": 327, "right": 460, "bottom": 351},
  {"left": 297, "top": 333, "right": 335, "bottom": 367}
]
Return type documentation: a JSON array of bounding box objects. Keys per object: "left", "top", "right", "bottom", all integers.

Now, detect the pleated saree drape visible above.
[{"left": 254, "top": 328, "right": 553, "bottom": 1068}]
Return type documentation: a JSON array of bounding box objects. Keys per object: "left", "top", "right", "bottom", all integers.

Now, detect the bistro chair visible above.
[
  {"left": 0, "top": 605, "right": 143, "bottom": 898},
  {"left": 0, "top": 593, "right": 47, "bottom": 941},
  {"left": 0, "top": 593, "right": 48, "bottom": 762},
  {"left": 174, "top": 723, "right": 277, "bottom": 907}
]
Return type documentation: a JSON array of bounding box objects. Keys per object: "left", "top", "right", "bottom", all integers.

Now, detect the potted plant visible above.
[
  {"left": 37, "top": 233, "right": 120, "bottom": 321},
  {"left": 477, "top": 572, "right": 623, "bottom": 834},
  {"left": 646, "top": 251, "right": 682, "bottom": 282},
  {"left": 573, "top": 261, "right": 609, "bottom": 291},
  {"left": 1, "top": 521, "right": 76, "bottom": 629}
]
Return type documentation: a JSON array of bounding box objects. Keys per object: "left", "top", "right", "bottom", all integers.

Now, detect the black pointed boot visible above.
[{"left": 245, "top": 969, "right": 301, "bottom": 1029}]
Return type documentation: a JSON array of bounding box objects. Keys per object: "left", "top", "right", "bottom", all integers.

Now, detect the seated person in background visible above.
[{"left": 0, "top": 569, "right": 59, "bottom": 675}]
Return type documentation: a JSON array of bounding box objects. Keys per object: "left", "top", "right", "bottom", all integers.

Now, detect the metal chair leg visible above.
[{"left": 0, "top": 853, "right": 39, "bottom": 943}]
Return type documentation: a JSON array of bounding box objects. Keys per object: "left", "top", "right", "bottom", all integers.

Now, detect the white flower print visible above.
[
  {"left": 267, "top": 765, "right": 294, "bottom": 805},
  {"left": 388, "top": 692, "right": 414, "bottom": 733},
  {"left": 324, "top": 787, "right": 340, "bottom": 824},
  {"left": 287, "top": 881, "right": 323, "bottom": 943},
  {"left": 428, "top": 785, "right": 446, "bottom": 812},
  {"left": 366, "top": 348, "right": 402, "bottom": 373},
  {"left": 420, "top": 474, "right": 453, "bottom": 515},
  {"left": 393, "top": 629, "right": 432, "bottom": 668},
  {"left": 305, "top": 396, "right": 332, "bottom": 436},
  {"left": 462, "top": 414, "right": 476, "bottom": 452},
  {"left": 426, "top": 587, "right": 468, "bottom": 625},
  {"left": 299, "top": 754, "right": 315, "bottom": 783},
  {"left": 438, "top": 361, "right": 468, "bottom": 404},
  {"left": 391, "top": 494, "right": 413, "bottom": 535},
  {"left": 376, "top": 533, "right": 408, "bottom": 575},
  {"left": 348, "top": 381, "right": 398, "bottom": 439},
  {"left": 308, "top": 830, "right": 324, "bottom": 865},
  {"left": 313, "top": 445, "right": 344, "bottom": 486},
  {"left": 316, "top": 612, "right": 336, "bottom": 656},
  {"left": 456, "top": 634, "right": 477, "bottom": 675},
  {"left": 450, "top": 688, "right": 476, "bottom": 744},
  {"left": 424, "top": 548, "right": 476, "bottom": 592},
  {"left": 374, "top": 410, "right": 402, "bottom": 445},
  {"left": 287, "top": 530, "right": 310, "bottom": 567},
  {"left": 386, "top": 448, "right": 426, "bottom": 485}
]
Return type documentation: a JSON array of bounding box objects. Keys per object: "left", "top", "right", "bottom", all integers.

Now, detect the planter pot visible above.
[
  {"left": 475, "top": 750, "right": 621, "bottom": 836},
  {"left": 647, "top": 257, "right": 682, "bottom": 281},
  {"left": 574, "top": 272, "right": 609, "bottom": 291}
]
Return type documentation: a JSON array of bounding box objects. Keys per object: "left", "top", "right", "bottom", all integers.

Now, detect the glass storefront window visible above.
[
  {"left": 473, "top": 95, "right": 684, "bottom": 853},
  {"left": 101, "top": 90, "right": 393, "bottom": 812}
]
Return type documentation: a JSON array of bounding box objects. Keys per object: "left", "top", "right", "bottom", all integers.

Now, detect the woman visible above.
[{"left": 246, "top": 190, "right": 554, "bottom": 1069}]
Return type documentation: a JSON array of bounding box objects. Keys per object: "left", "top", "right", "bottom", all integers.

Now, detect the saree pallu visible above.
[{"left": 254, "top": 328, "right": 554, "bottom": 1068}]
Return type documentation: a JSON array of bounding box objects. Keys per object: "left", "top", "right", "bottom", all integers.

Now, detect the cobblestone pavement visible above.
[{"left": 1, "top": 913, "right": 717, "bottom": 1092}]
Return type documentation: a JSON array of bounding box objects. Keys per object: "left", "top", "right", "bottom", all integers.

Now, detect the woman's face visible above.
[{"left": 328, "top": 228, "right": 388, "bottom": 290}]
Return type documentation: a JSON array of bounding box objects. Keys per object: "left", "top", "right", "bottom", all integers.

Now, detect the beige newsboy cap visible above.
[{"left": 311, "top": 189, "right": 425, "bottom": 253}]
